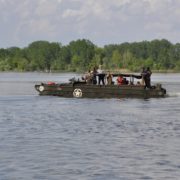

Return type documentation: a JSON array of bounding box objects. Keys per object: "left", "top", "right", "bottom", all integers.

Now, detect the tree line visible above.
[{"left": 0, "top": 39, "right": 180, "bottom": 72}]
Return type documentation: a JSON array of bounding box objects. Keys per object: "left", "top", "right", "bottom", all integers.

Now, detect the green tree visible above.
[
  {"left": 111, "top": 50, "right": 122, "bottom": 69},
  {"left": 0, "top": 38, "right": 180, "bottom": 72},
  {"left": 68, "top": 39, "right": 95, "bottom": 70}
]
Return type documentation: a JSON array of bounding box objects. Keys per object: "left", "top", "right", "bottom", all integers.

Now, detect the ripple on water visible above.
[{"left": 0, "top": 73, "right": 180, "bottom": 179}]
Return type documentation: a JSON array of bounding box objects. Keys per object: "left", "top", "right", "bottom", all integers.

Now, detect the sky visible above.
[{"left": 0, "top": 0, "right": 180, "bottom": 48}]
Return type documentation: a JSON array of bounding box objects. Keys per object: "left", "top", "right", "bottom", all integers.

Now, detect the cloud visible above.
[
  {"left": 0, "top": 0, "right": 180, "bottom": 48},
  {"left": 35, "top": 0, "right": 58, "bottom": 17}
]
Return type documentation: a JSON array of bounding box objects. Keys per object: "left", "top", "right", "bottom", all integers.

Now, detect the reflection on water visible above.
[{"left": 0, "top": 72, "right": 180, "bottom": 179}]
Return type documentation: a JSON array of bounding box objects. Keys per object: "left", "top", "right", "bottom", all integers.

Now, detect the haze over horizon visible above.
[{"left": 0, "top": 0, "right": 180, "bottom": 48}]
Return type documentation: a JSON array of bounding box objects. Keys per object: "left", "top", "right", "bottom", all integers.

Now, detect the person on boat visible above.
[
  {"left": 117, "top": 75, "right": 124, "bottom": 85},
  {"left": 141, "top": 67, "right": 146, "bottom": 85},
  {"left": 106, "top": 71, "right": 113, "bottom": 85},
  {"left": 144, "top": 67, "right": 152, "bottom": 89},
  {"left": 84, "top": 70, "right": 92, "bottom": 84},
  {"left": 136, "top": 81, "right": 141, "bottom": 85},
  {"left": 92, "top": 67, "right": 97, "bottom": 85},
  {"left": 97, "top": 65, "right": 105, "bottom": 85},
  {"left": 123, "top": 77, "right": 129, "bottom": 85}
]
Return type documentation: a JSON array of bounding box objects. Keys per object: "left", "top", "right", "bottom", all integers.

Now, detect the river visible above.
[{"left": 0, "top": 72, "right": 180, "bottom": 180}]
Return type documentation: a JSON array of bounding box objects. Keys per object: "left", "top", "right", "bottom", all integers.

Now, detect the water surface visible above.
[{"left": 0, "top": 72, "right": 180, "bottom": 180}]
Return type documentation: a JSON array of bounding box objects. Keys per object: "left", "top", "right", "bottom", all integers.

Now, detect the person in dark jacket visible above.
[
  {"left": 144, "top": 67, "right": 152, "bottom": 89},
  {"left": 97, "top": 65, "right": 105, "bottom": 85},
  {"left": 92, "top": 67, "right": 97, "bottom": 85}
]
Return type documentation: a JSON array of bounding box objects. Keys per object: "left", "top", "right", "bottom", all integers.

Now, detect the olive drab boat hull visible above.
[{"left": 35, "top": 82, "right": 166, "bottom": 98}]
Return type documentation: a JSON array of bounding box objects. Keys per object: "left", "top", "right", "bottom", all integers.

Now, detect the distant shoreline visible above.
[{"left": 0, "top": 69, "right": 180, "bottom": 73}]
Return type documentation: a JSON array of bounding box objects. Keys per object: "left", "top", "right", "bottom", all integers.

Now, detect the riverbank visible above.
[{"left": 0, "top": 69, "right": 180, "bottom": 74}]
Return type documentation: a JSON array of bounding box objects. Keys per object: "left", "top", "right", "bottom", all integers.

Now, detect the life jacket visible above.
[
  {"left": 117, "top": 76, "right": 123, "bottom": 85},
  {"left": 47, "top": 81, "right": 55, "bottom": 85}
]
